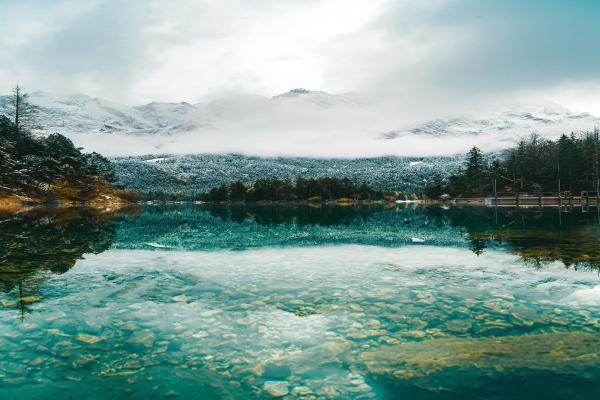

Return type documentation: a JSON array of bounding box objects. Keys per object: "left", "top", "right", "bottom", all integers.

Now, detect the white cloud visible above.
[
  {"left": 133, "top": 0, "right": 389, "bottom": 102},
  {"left": 3, "top": 0, "right": 600, "bottom": 109},
  {"left": 2, "top": 0, "right": 600, "bottom": 157},
  {"left": 0, "top": 0, "right": 390, "bottom": 103}
]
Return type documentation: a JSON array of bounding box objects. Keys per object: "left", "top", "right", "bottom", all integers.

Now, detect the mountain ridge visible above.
[{"left": 0, "top": 89, "right": 598, "bottom": 158}]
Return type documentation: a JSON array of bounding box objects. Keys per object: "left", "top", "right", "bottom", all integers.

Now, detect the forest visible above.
[
  {"left": 113, "top": 154, "right": 461, "bottom": 201},
  {"left": 426, "top": 131, "right": 600, "bottom": 198},
  {"left": 203, "top": 177, "right": 385, "bottom": 202}
]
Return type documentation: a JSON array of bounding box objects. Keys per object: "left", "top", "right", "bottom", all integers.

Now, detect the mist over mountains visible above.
[
  {"left": 2, "top": 88, "right": 598, "bottom": 197},
  {"left": 0, "top": 89, "right": 597, "bottom": 158}
]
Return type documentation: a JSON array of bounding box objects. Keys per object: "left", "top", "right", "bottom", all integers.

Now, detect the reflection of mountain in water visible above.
[
  {"left": 113, "top": 204, "right": 466, "bottom": 250},
  {"left": 114, "top": 204, "right": 600, "bottom": 271},
  {"left": 0, "top": 208, "right": 124, "bottom": 315},
  {"left": 207, "top": 203, "right": 388, "bottom": 226},
  {"left": 0, "top": 204, "right": 597, "bottom": 315}
]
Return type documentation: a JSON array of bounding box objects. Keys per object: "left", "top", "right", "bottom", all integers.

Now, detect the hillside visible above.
[
  {"left": 0, "top": 116, "right": 126, "bottom": 205},
  {"left": 2, "top": 89, "right": 597, "bottom": 200},
  {"left": 112, "top": 154, "right": 462, "bottom": 200}
]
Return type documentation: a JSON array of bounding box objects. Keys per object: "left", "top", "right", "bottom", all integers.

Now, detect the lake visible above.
[{"left": 1, "top": 204, "right": 599, "bottom": 399}]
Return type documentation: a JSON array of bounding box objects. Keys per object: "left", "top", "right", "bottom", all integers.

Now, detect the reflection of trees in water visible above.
[
  {"left": 433, "top": 206, "right": 600, "bottom": 271},
  {"left": 205, "top": 204, "right": 387, "bottom": 227},
  {"left": 0, "top": 208, "right": 124, "bottom": 317},
  {"left": 2, "top": 204, "right": 595, "bottom": 318},
  {"left": 207, "top": 204, "right": 600, "bottom": 270},
  {"left": 477, "top": 225, "right": 600, "bottom": 272}
]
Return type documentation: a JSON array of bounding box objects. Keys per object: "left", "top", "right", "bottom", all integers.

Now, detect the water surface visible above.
[{"left": 1, "top": 205, "right": 599, "bottom": 399}]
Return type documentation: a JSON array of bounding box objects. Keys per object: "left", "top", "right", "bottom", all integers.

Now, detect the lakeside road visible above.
[{"left": 452, "top": 195, "right": 600, "bottom": 206}]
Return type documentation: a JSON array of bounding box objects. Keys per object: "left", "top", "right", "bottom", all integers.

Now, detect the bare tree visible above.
[{"left": 9, "top": 85, "right": 37, "bottom": 134}]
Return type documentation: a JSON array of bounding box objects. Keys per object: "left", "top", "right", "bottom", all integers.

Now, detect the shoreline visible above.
[
  {"left": 0, "top": 198, "right": 420, "bottom": 211},
  {"left": 0, "top": 195, "right": 133, "bottom": 212},
  {"left": 3, "top": 196, "right": 599, "bottom": 211}
]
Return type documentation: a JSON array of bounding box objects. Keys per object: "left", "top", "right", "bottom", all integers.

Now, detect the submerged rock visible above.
[
  {"left": 0, "top": 300, "right": 17, "bottom": 308},
  {"left": 47, "top": 329, "right": 70, "bottom": 337},
  {"left": 291, "top": 385, "right": 312, "bottom": 396},
  {"left": 401, "top": 330, "right": 427, "bottom": 339},
  {"left": 263, "top": 380, "right": 289, "bottom": 397},
  {"left": 171, "top": 295, "right": 192, "bottom": 303},
  {"left": 262, "top": 364, "right": 291, "bottom": 380},
  {"left": 362, "top": 331, "right": 600, "bottom": 380},
  {"left": 127, "top": 331, "right": 156, "bottom": 347},
  {"left": 444, "top": 320, "right": 472, "bottom": 334},
  {"left": 20, "top": 296, "right": 42, "bottom": 304},
  {"left": 200, "top": 309, "right": 223, "bottom": 318},
  {"left": 76, "top": 334, "right": 104, "bottom": 344}
]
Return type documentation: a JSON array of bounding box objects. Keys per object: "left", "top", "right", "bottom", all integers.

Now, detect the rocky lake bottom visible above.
[{"left": 0, "top": 204, "right": 599, "bottom": 399}]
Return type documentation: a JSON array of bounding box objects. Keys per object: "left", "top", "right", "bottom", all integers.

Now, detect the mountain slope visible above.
[
  {"left": 380, "top": 104, "right": 596, "bottom": 138},
  {"left": 112, "top": 154, "right": 461, "bottom": 199},
  {"left": 0, "top": 89, "right": 358, "bottom": 137}
]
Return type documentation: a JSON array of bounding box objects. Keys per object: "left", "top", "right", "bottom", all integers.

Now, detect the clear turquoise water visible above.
[{"left": 1, "top": 205, "right": 599, "bottom": 399}]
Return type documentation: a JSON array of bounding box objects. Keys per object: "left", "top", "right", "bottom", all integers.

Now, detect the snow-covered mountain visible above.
[
  {"left": 0, "top": 89, "right": 360, "bottom": 136},
  {"left": 112, "top": 153, "right": 461, "bottom": 199},
  {"left": 0, "top": 91, "right": 204, "bottom": 136},
  {"left": 0, "top": 89, "right": 598, "bottom": 157},
  {"left": 380, "top": 104, "right": 596, "bottom": 139}
]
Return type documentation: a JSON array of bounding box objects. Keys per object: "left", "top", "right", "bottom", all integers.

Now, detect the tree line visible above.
[
  {"left": 0, "top": 86, "right": 130, "bottom": 202},
  {"left": 426, "top": 131, "right": 600, "bottom": 197},
  {"left": 203, "top": 177, "right": 385, "bottom": 202}
]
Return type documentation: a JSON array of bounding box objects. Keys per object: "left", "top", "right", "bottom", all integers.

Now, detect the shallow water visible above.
[{"left": 1, "top": 205, "right": 599, "bottom": 399}]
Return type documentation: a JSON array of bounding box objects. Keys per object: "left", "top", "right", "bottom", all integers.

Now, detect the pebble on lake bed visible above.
[
  {"left": 76, "top": 334, "right": 104, "bottom": 344},
  {"left": 20, "top": 296, "right": 42, "bottom": 303},
  {"left": 171, "top": 295, "right": 192, "bottom": 303},
  {"left": 263, "top": 381, "right": 289, "bottom": 397}
]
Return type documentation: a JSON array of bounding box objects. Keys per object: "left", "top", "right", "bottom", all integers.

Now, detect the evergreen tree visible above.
[
  {"left": 423, "top": 176, "right": 445, "bottom": 198},
  {"left": 557, "top": 134, "right": 577, "bottom": 191},
  {"left": 229, "top": 181, "right": 247, "bottom": 201},
  {"left": 463, "top": 146, "right": 488, "bottom": 196},
  {"left": 201, "top": 177, "right": 385, "bottom": 202},
  {"left": 8, "top": 85, "right": 37, "bottom": 134},
  {"left": 427, "top": 130, "right": 600, "bottom": 197}
]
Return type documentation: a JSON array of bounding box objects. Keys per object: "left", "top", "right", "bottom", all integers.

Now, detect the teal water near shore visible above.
[{"left": 1, "top": 205, "right": 599, "bottom": 399}]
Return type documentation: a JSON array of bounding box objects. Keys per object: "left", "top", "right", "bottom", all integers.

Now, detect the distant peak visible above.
[
  {"left": 142, "top": 101, "right": 193, "bottom": 107},
  {"left": 273, "top": 88, "right": 330, "bottom": 99},
  {"left": 288, "top": 88, "right": 311, "bottom": 94}
]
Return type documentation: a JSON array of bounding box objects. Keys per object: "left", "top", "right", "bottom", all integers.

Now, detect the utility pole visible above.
[
  {"left": 558, "top": 188, "right": 562, "bottom": 226},
  {"left": 494, "top": 178, "right": 497, "bottom": 204},
  {"left": 558, "top": 206, "right": 562, "bottom": 225}
]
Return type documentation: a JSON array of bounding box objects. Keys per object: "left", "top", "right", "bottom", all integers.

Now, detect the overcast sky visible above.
[{"left": 1, "top": 0, "right": 600, "bottom": 113}]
